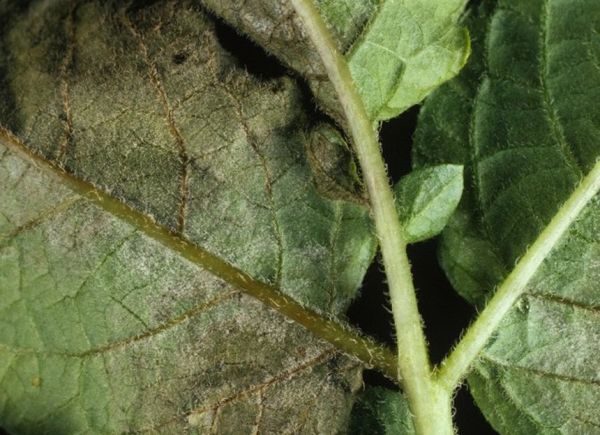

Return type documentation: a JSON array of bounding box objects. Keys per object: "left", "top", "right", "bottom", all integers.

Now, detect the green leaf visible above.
[
  {"left": 415, "top": 1, "right": 600, "bottom": 433},
  {"left": 394, "top": 164, "right": 463, "bottom": 244},
  {"left": 0, "top": 1, "right": 380, "bottom": 432},
  {"left": 349, "top": 387, "right": 415, "bottom": 435},
  {"left": 346, "top": 0, "right": 470, "bottom": 120},
  {"left": 200, "top": 0, "right": 470, "bottom": 121}
]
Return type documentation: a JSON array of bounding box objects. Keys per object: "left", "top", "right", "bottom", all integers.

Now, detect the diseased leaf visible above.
[
  {"left": 394, "top": 164, "right": 463, "bottom": 244},
  {"left": 2, "top": 0, "right": 376, "bottom": 313},
  {"left": 0, "top": 143, "right": 363, "bottom": 434},
  {"left": 415, "top": 1, "right": 600, "bottom": 433},
  {"left": 201, "top": 0, "right": 470, "bottom": 121},
  {"left": 349, "top": 387, "right": 415, "bottom": 435},
  {"left": 0, "top": 0, "right": 378, "bottom": 432}
]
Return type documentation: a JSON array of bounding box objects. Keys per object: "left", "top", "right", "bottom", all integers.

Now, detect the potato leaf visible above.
[
  {"left": 394, "top": 164, "right": 463, "bottom": 244},
  {"left": 414, "top": 1, "right": 600, "bottom": 433},
  {"left": 0, "top": 1, "right": 380, "bottom": 432}
]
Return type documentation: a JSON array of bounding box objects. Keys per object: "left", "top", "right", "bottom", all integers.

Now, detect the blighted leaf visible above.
[
  {"left": 201, "top": 0, "right": 470, "bottom": 122},
  {"left": 1, "top": 0, "right": 375, "bottom": 314},
  {"left": 0, "top": 0, "right": 378, "bottom": 432},
  {"left": 0, "top": 143, "right": 362, "bottom": 433},
  {"left": 349, "top": 387, "right": 415, "bottom": 435},
  {"left": 415, "top": 1, "right": 600, "bottom": 433},
  {"left": 394, "top": 164, "right": 463, "bottom": 244}
]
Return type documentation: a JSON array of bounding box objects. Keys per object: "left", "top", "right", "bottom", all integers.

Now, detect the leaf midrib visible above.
[{"left": 0, "top": 126, "right": 398, "bottom": 381}]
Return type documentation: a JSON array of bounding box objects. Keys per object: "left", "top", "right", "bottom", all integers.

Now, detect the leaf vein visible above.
[
  {"left": 539, "top": 0, "right": 583, "bottom": 178},
  {"left": 77, "top": 291, "right": 239, "bottom": 357},
  {"left": 482, "top": 355, "right": 600, "bottom": 387},
  {"left": 122, "top": 11, "right": 191, "bottom": 234},
  {"left": 527, "top": 292, "right": 600, "bottom": 315}
]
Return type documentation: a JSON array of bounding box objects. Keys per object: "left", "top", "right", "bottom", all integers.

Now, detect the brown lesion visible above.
[
  {"left": 134, "top": 348, "right": 339, "bottom": 432},
  {"left": 287, "top": 375, "right": 329, "bottom": 435},
  {"left": 305, "top": 126, "right": 368, "bottom": 205},
  {"left": 121, "top": 10, "right": 191, "bottom": 234}
]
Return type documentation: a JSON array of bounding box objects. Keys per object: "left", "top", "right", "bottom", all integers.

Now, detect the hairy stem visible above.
[
  {"left": 290, "top": 1, "right": 453, "bottom": 433},
  {"left": 437, "top": 160, "right": 600, "bottom": 392}
]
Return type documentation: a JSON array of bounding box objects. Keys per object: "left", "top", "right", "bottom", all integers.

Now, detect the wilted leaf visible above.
[
  {"left": 394, "top": 164, "right": 463, "bottom": 244},
  {"left": 0, "top": 0, "right": 380, "bottom": 432},
  {"left": 414, "top": 1, "right": 600, "bottom": 433},
  {"left": 201, "top": 0, "right": 470, "bottom": 121}
]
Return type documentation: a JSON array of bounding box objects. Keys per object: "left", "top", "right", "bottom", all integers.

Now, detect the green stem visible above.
[
  {"left": 289, "top": 1, "right": 453, "bottom": 433},
  {"left": 436, "top": 160, "right": 600, "bottom": 392}
]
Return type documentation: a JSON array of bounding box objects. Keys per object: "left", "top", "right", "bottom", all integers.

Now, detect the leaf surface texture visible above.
[
  {"left": 0, "top": 1, "right": 377, "bottom": 432},
  {"left": 414, "top": 1, "right": 600, "bottom": 433},
  {"left": 394, "top": 164, "right": 463, "bottom": 244},
  {"left": 349, "top": 387, "right": 415, "bottom": 435}
]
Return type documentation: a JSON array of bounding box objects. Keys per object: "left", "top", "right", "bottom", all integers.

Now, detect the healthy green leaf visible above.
[
  {"left": 346, "top": 0, "right": 470, "bottom": 120},
  {"left": 415, "top": 1, "right": 600, "bottom": 433},
  {"left": 394, "top": 164, "right": 463, "bottom": 244},
  {"left": 200, "top": 0, "right": 470, "bottom": 121},
  {"left": 349, "top": 387, "right": 415, "bottom": 435},
  {"left": 0, "top": 1, "right": 380, "bottom": 432}
]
